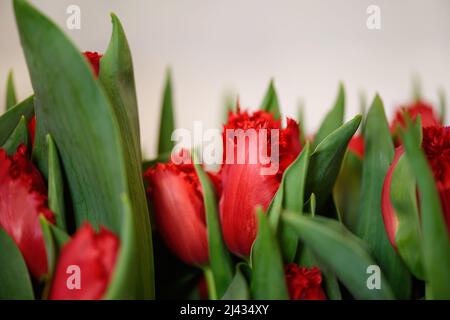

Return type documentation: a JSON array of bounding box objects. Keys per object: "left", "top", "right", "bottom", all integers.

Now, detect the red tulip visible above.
[
  {"left": 219, "top": 109, "right": 301, "bottom": 257},
  {"left": 382, "top": 126, "right": 450, "bottom": 249},
  {"left": 391, "top": 101, "right": 440, "bottom": 133},
  {"left": 348, "top": 135, "right": 365, "bottom": 159},
  {"left": 285, "top": 263, "right": 327, "bottom": 300},
  {"left": 83, "top": 51, "right": 102, "bottom": 77},
  {"left": 49, "top": 223, "right": 119, "bottom": 300},
  {"left": 144, "top": 155, "right": 209, "bottom": 265},
  {"left": 0, "top": 144, "right": 55, "bottom": 278}
]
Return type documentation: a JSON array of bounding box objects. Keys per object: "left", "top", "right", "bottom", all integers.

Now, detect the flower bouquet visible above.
[{"left": 0, "top": 0, "right": 449, "bottom": 301}]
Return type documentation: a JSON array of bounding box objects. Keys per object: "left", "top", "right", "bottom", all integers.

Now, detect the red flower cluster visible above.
[{"left": 285, "top": 263, "right": 327, "bottom": 300}]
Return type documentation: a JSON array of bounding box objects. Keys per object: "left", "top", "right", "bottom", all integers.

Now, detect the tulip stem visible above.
[{"left": 203, "top": 266, "right": 217, "bottom": 300}]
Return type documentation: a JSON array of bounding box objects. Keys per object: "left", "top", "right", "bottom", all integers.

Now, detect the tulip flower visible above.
[
  {"left": 391, "top": 101, "right": 440, "bottom": 133},
  {"left": 382, "top": 126, "right": 450, "bottom": 249},
  {"left": 144, "top": 155, "right": 209, "bottom": 265},
  {"left": 219, "top": 109, "right": 301, "bottom": 257},
  {"left": 0, "top": 144, "right": 55, "bottom": 278},
  {"left": 284, "top": 263, "right": 327, "bottom": 300},
  {"left": 49, "top": 223, "right": 119, "bottom": 300},
  {"left": 348, "top": 135, "right": 364, "bottom": 159}
]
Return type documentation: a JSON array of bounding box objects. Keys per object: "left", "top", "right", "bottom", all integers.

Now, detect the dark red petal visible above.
[
  {"left": 49, "top": 223, "right": 119, "bottom": 300},
  {"left": 0, "top": 145, "right": 54, "bottom": 278},
  {"left": 391, "top": 101, "right": 440, "bottom": 132},
  {"left": 83, "top": 51, "right": 102, "bottom": 78},
  {"left": 144, "top": 162, "right": 208, "bottom": 265},
  {"left": 285, "top": 263, "right": 327, "bottom": 300},
  {"left": 381, "top": 146, "right": 404, "bottom": 249},
  {"left": 28, "top": 116, "right": 36, "bottom": 146}
]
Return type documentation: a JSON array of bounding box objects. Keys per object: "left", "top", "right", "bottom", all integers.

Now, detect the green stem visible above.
[{"left": 203, "top": 266, "right": 217, "bottom": 300}]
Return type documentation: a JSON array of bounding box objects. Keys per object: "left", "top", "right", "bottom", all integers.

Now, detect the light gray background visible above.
[{"left": 1, "top": 0, "right": 449, "bottom": 157}]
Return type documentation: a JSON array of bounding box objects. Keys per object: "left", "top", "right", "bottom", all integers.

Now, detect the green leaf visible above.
[
  {"left": 193, "top": 152, "right": 234, "bottom": 298},
  {"left": 250, "top": 209, "right": 289, "bottom": 299},
  {"left": 278, "top": 143, "right": 311, "bottom": 261},
  {"left": 1, "top": 115, "right": 28, "bottom": 154},
  {"left": 438, "top": 88, "right": 446, "bottom": 124},
  {"left": 306, "top": 115, "right": 361, "bottom": 212},
  {"left": 400, "top": 120, "right": 450, "bottom": 299},
  {"left": 47, "top": 134, "right": 66, "bottom": 230},
  {"left": 260, "top": 79, "right": 281, "bottom": 120},
  {"left": 356, "top": 95, "right": 411, "bottom": 299},
  {"left": 283, "top": 213, "right": 395, "bottom": 300},
  {"left": 334, "top": 151, "right": 363, "bottom": 234},
  {"left": 390, "top": 154, "right": 424, "bottom": 279},
  {"left": 14, "top": 0, "right": 153, "bottom": 298},
  {"left": 313, "top": 83, "right": 345, "bottom": 148},
  {"left": 5, "top": 70, "right": 18, "bottom": 110},
  {"left": 0, "top": 228, "right": 34, "bottom": 300},
  {"left": 157, "top": 70, "right": 176, "bottom": 155},
  {"left": 0, "top": 95, "right": 34, "bottom": 146},
  {"left": 222, "top": 263, "right": 250, "bottom": 300}
]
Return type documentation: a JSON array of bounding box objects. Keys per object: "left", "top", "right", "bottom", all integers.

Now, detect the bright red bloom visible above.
[
  {"left": 285, "top": 263, "right": 327, "bottom": 300},
  {"left": 391, "top": 101, "right": 440, "bottom": 132},
  {"left": 49, "top": 223, "right": 119, "bottom": 300},
  {"left": 83, "top": 51, "right": 102, "bottom": 77},
  {"left": 0, "top": 144, "right": 54, "bottom": 278},
  {"left": 348, "top": 135, "right": 364, "bottom": 158},
  {"left": 144, "top": 154, "right": 209, "bottom": 265},
  {"left": 219, "top": 109, "right": 301, "bottom": 257},
  {"left": 382, "top": 126, "right": 450, "bottom": 249}
]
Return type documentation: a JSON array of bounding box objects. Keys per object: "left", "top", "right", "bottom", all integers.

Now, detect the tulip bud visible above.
[
  {"left": 391, "top": 101, "right": 440, "bottom": 133},
  {"left": 0, "top": 144, "right": 55, "bottom": 278},
  {"left": 219, "top": 109, "right": 301, "bottom": 257},
  {"left": 144, "top": 155, "right": 209, "bottom": 265},
  {"left": 285, "top": 263, "right": 327, "bottom": 300},
  {"left": 348, "top": 135, "right": 365, "bottom": 159},
  {"left": 49, "top": 223, "right": 119, "bottom": 300},
  {"left": 83, "top": 51, "right": 102, "bottom": 77}
]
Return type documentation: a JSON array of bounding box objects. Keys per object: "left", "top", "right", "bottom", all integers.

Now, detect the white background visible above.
[{"left": 1, "top": 0, "right": 449, "bottom": 158}]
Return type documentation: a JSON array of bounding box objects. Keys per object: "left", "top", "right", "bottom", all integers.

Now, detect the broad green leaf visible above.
[
  {"left": 334, "top": 151, "right": 363, "bottom": 234},
  {"left": 0, "top": 95, "right": 34, "bottom": 146},
  {"left": 400, "top": 120, "right": 450, "bottom": 299},
  {"left": 1, "top": 115, "right": 28, "bottom": 154},
  {"left": 313, "top": 83, "right": 345, "bottom": 148},
  {"left": 5, "top": 70, "right": 17, "bottom": 111},
  {"left": 14, "top": 0, "right": 153, "bottom": 298},
  {"left": 305, "top": 115, "right": 361, "bottom": 212},
  {"left": 222, "top": 263, "right": 250, "bottom": 300},
  {"left": 0, "top": 228, "right": 34, "bottom": 300},
  {"left": 283, "top": 213, "right": 395, "bottom": 300},
  {"left": 279, "top": 143, "right": 310, "bottom": 261},
  {"left": 390, "top": 154, "right": 424, "bottom": 279},
  {"left": 260, "top": 79, "right": 281, "bottom": 120},
  {"left": 357, "top": 95, "right": 411, "bottom": 299},
  {"left": 47, "top": 134, "right": 66, "bottom": 230},
  {"left": 157, "top": 70, "right": 176, "bottom": 155},
  {"left": 250, "top": 209, "right": 289, "bottom": 300},
  {"left": 193, "top": 152, "right": 234, "bottom": 298}
]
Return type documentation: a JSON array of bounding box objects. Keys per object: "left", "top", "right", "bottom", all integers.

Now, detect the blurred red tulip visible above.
[
  {"left": 382, "top": 126, "right": 450, "bottom": 249},
  {"left": 285, "top": 263, "right": 327, "bottom": 300},
  {"left": 391, "top": 101, "right": 440, "bottom": 133},
  {"left": 49, "top": 223, "right": 119, "bottom": 300},
  {"left": 0, "top": 144, "right": 55, "bottom": 278},
  {"left": 219, "top": 109, "right": 301, "bottom": 257},
  {"left": 83, "top": 51, "right": 102, "bottom": 77},
  {"left": 348, "top": 135, "right": 365, "bottom": 159},
  {"left": 144, "top": 155, "right": 209, "bottom": 265}
]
